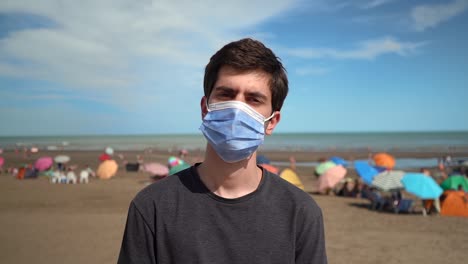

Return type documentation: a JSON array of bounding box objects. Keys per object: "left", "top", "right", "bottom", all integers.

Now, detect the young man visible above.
[{"left": 118, "top": 38, "right": 327, "bottom": 264}]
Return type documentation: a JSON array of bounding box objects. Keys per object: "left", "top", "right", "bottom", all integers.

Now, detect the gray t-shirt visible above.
[{"left": 118, "top": 164, "right": 327, "bottom": 264}]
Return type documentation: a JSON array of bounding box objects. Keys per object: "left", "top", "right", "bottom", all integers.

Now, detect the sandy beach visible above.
[{"left": 0, "top": 149, "right": 467, "bottom": 264}]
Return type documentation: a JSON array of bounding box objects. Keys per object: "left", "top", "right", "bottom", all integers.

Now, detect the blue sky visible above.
[{"left": 0, "top": 0, "right": 467, "bottom": 136}]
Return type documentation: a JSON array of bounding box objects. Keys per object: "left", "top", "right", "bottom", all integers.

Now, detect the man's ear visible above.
[
  {"left": 265, "top": 111, "right": 281, "bottom": 136},
  {"left": 200, "top": 96, "right": 208, "bottom": 119}
]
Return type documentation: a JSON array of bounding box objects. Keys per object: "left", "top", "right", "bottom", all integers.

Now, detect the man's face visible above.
[
  {"left": 203, "top": 65, "right": 280, "bottom": 135},
  {"left": 209, "top": 66, "right": 272, "bottom": 118}
]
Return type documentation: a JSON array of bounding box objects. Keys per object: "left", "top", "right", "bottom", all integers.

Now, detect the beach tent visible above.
[
  {"left": 440, "top": 191, "right": 468, "bottom": 217},
  {"left": 280, "top": 168, "right": 305, "bottom": 191},
  {"left": 97, "top": 160, "right": 118, "bottom": 179}
]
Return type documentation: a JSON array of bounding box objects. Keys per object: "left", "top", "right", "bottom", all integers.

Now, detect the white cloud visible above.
[
  {"left": 361, "top": 0, "right": 395, "bottom": 9},
  {"left": 284, "top": 37, "right": 426, "bottom": 60},
  {"left": 0, "top": 0, "right": 294, "bottom": 109},
  {"left": 411, "top": 0, "right": 468, "bottom": 31}
]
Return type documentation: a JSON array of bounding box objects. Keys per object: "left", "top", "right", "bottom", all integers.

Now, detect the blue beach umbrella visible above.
[
  {"left": 401, "top": 173, "right": 443, "bottom": 199},
  {"left": 256, "top": 155, "right": 271, "bottom": 165},
  {"left": 354, "top": 161, "right": 379, "bottom": 185},
  {"left": 330, "top": 156, "right": 348, "bottom": 166}
]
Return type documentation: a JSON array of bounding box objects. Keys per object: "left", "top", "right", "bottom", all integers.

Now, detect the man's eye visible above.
[{"left": 248, "top": 97, "right": 262, "bottom": 104}]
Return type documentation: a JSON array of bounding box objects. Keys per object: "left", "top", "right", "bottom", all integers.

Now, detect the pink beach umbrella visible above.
[
  {"left": 35, "top": 156, "right": 53, "bottom": 171},
  {"left": 0, "top": 157, "right": 4, "bottom": 168},
  {"left": 318, "top": 165, "right": 347, "bottom": 192},
  {"left": 143, "top": 162, "right": 169, "bottom": 176}
]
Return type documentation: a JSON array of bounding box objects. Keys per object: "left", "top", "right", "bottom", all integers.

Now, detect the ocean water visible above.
[
  {"left": 1, "top": 132, "right": 467, "bottom": 169},
  {"left": 1, "top": 131, "right": 467, "bottom": 152}
]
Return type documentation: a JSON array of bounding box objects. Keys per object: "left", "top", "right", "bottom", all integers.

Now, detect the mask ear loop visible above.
[{"left": 264, "top": 112, "right": 276, "bottom": 123}]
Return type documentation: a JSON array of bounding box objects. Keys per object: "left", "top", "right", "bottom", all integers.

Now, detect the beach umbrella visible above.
[
  {"left": 143, "top": 162, "right": 169, "bottom": 176},
  {"left": 256, "top": 155, "right": 271, "bottom": 165},
  {"left": 401, "top": 173, "right": 443, "bottom": 199},
  {"left": 318, "top": 165, "right": 347, "bottom": 192},
  {"left": 354, "top": 161, "right": 379, "bottom": 185},
  {"left": 105, "top": 147, "right": 114, "bottom": 155},
  {"left": 34, "top": 156, "right": 53, "bottom": 171},
  {"left": 0, "top": 157, "right": 4, "bottom": 167},
  {"left": 280, "top": 168, "right": 305, "bottom": 190},
  {"left": 54, "top": 155, "right": 70, "bottom": 163},
  {"left": 371, "top": 170, "right": 405, "bottom": 191},
  {"left": 169, "top": 163, "right": 191, "bottom": 175},
  {"left": 315, "top": 161, "right": 336, "bottom": 175},
  {"left": 440, "top": 175, "right": 468, "bottom": 192},
  {"left": 259, "top": 164, "right": 280, "bottom": 174},
  {"left": 330, "top": 156, "right": 348, "bottom": 166},
  {"left": 97, "top": 160, "right": 118, "bottom": 179},
  {"left": 99, "top": 153, "right": 111, "bottom": 162},
  {"left": 373, "top": 153, "right": 396, "bottom": 169},
  {"left": 168, "top": 156, "right": 185, "bottom": 168}
]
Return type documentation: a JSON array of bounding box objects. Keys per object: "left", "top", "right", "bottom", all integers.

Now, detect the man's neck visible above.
[{"left": 197, "top": 148, "right": 263, "bottom": 199}]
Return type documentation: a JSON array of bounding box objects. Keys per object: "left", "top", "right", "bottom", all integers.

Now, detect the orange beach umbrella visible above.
[
  {"left": 373, "top": 153, "right": 395, "bottom": 169},
  {"left": 97, "top": 160, "right": 118, "bottom": 179}
]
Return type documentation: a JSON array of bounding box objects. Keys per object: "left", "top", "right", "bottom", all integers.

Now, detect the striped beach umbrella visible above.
[{"left": 371, "top": 170, "right": 405, "bottom": 191}]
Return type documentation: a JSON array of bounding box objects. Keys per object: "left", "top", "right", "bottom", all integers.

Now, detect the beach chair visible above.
[
  {"left": 79, "top": 170, "right": 89, "bottom": 184},
  {"left": 393, "top": 199, "right": 413, "bottom": 214},
  {"left": 67, "top": 171, "right": 77, "bottom": 184}
]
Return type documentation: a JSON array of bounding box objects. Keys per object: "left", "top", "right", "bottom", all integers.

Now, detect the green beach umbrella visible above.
[
  {"left": 440, "top": 175, "right": 468, "bottom": 191},
  {"left": 315, "top": 161, "right": 336, "bottom": 175},
  {"left": 169, "top": 163, "right": 191, "bottom": 175}
]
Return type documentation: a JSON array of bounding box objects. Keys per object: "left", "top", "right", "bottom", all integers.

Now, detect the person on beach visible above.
[{"left": 118, "top": 38, "right": 327, "bottom": 263}]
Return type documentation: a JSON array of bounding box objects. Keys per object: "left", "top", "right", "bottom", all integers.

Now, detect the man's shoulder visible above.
[
  {"left": 266, "top": 172, "right": 323, "bottom": 215},
  {"left": 132, "top": 168, "right": 193, "bottom": 207}
]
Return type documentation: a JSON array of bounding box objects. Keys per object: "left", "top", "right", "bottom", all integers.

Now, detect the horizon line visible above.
[{"left": 1, "top": 130, "right": 468, "bottom": 138}]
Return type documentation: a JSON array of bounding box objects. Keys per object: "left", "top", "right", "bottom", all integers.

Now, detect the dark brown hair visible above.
[{"left": 203, "top": 38, "right": 288, "bottom": 111}]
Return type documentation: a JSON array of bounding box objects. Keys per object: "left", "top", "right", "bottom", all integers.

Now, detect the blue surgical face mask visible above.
[{"left": 199, "top": 100, "right": 275, "bottom": 163}]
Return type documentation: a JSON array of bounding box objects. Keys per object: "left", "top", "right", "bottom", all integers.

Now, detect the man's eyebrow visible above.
[
  {"left": 246, "top": 91, "right": 268, "bottom": 101},
  {"left": 212, "top": 86, "right": 235, "bottom": 93}
]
